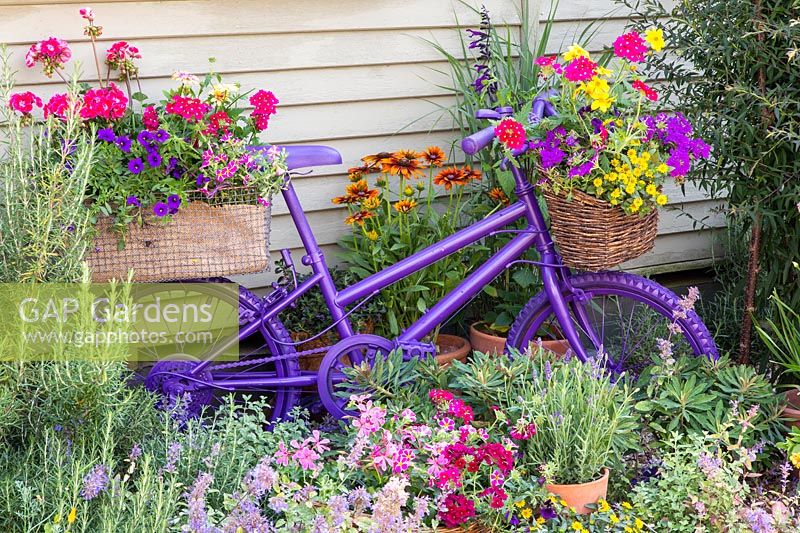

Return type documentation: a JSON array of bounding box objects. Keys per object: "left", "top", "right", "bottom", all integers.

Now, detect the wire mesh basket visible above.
[{"left": 87, "top": 188, "right": 271, "bottom": 282}]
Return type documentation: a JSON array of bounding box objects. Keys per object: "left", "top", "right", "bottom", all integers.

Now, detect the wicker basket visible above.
[
  {"left": 87, "top": 189, "right": 271, "bottom": 282},
  {"left": 542, "top": 187, "right": 658, "bottom": 271}
]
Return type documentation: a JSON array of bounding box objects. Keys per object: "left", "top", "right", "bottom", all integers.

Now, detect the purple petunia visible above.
[
  {"left": 154, "top": 129, "right": 170, "bottom": 143},
  {"left": 97, "top": 128, "right": 116, "bottom": 142},
  {"left": 167, "top": 194, "right": 181, "bottom": 214},
  {"left": 115, "top": 135, "right": 132, "bottom": 153},
  {"left": 196, "top": 173, "right": 209, "bottom": 187},
  {"left": 128, "top": 158, "right": 144, "bottom": 174},
  {"left": 540, "top": 145, "right": 566, "bottom": 169},
  {"left": 137, "top": 130, "right": 154, "bottom": 147},
  {"left": 146, "top": 151, "right": 162, "bottom": 168},
  {"left": 153, "top": 202, "right": 169, "bottom": 217},
  {"left": 80, "top": 464, "right": 109, "bottom": 500},
  {"left": 666, "top": 148, "right": 691, "bottom": 177},
  {"left": 126, "top": 195, "right": 141, "bottom": 207},
  {"left": 568, "top": 158, "right": 596, "bottom": 178}
]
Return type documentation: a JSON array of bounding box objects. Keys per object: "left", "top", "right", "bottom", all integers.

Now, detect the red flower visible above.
[
  {"left": 8, "top": 92, "right": 42, "bottom": 115},
  {"left": 435, "top": 466, "right": 463, "bottom": 490},
  {"left": 165, "top": 94, "right": 210, "bottom": 122},
  {"left": 509, "top": 421, "right": 537, "bottom": 440},
  {"left": 204, "top": 111, "right": 233, "bottom": 136},
  {"left": 439, "top": 494, "right": 476, "bottom": 528},
  {"left": 250, "top": 89, "right": 279, "bottom": 132},
  {"left": 25, "top": 37, "right": 71, "bottom": 77},
  {"left": 142, "top": 105, "right": 159, "bottom": 130},
  {"left": 105, "top": 41, "right": 141, "bottom": 64},
  {"left": 494, "top": 118, "right": 526, "bottom": 150},
  {"left": 613, "top": 32, "right": 649, "bottom": 63},
  {"left": 632, "top": 79, "right": 658, "bottom": 101},
  {"left": 448, "top": 398, "right": 475, "bottom": 423},
  {"left": 44, "top": 93, "right": 70, "bottom": 119},
  {"left": 563, "top": 56, "right": 598, "bottom": 82},
  {"left": 80, "top": 84, "right": 127, "bottom": 121},
  {"left": 429, "top": 389, "right": 454, "bottom": 405}
]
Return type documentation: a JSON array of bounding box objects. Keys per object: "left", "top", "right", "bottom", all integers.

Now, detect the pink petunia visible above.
[{"left": 613, "top": 32, "right": 649, "bottom": 63}]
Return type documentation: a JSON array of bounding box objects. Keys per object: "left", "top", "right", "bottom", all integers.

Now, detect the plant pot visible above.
[
  {"left": 545, "top": 468, "right": 610, "bottom": 515},
  {"left": 540, "top": 338, "right": 571, "bottom": 357},
  {"left": 469, "top": 323, "right": 506, "bottom": 355},
  {"left": 435, "top": 334, "right": 471, "bottom": 366},
  {"left": 784, "top": 389, "right": 800, "bottom": 429}
]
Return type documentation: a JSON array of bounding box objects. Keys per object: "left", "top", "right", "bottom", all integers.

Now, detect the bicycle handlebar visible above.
[{"left": 461, "top": 125, "right": 497, "bottom": 155}]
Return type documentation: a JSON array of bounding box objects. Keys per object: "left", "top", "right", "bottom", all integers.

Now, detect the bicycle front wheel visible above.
[{"left": 506, "top": 271, "right": 718, "bottom": 374}]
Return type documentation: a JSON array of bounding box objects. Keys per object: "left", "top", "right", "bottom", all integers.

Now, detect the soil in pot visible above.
[
  {"left": 435, "top": 334, "right": 471, "bottom": 366},
  {"left": 545, "top": 468, "right": 610, "bottom": 515},
  {"left": 784, "top": 388, "right": 800, "bottom": 429},
  {"left": 469, "top": 323, "right": 506, "bottom": 355}
]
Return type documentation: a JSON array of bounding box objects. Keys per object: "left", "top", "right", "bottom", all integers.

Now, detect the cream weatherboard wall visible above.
[{"left": 0, "top": 0, "right": 722, "bottom": 287}]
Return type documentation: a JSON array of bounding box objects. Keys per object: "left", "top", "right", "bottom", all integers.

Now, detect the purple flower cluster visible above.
[
  {"left": 530, "top": 126, "right": 596, "bottom": 178},
  {"left": 80, "top": 464, "right": 109, "bottom": 500},
  {"left": 467, "top": 7, "right": 496, "bottom": 96},
  {"left": 97, "top": 127, "right": 132, "bottom": 154},
  {"left": 640, "top": 112, "right": 711, "bottom": 177},
  {"left": 183, "top": 472, "right": 216, "bottom": 533}
]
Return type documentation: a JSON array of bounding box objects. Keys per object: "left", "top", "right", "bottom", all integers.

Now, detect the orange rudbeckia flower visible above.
[
  {"left": 380, "top": 150, "right": 425, "bottom": 179},
  {"left": 433, "top": 167, "right": 469, "bottom": 190},
  {"left": 421, "top": 146, "right": 446, "bottom": 167},
  {"left": 332, "top": 179, "right": 379, "bottom": 205},
  {"left": 393, "top": 199, "right": 418, "bottom": 213},
  {"left": 345, "top": 210, "right": 376, "bottom": 226}
]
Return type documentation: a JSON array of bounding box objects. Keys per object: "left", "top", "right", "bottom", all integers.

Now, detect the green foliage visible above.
[
  {"left": 755, "top": 289, "right": 800, "bottom": 386},
  {"left": 616, "top": 0, "right": 800, "bottom": 339},
  {"left": 634, "top": 354, "right": 786, "bottom": 447},
  {"left": 0, "top": 47, "right": 95, "bottom": 284}
]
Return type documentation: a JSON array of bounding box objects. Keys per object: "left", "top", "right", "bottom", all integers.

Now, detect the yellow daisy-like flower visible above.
[
  {"left": 611, "top": 159, "right": 621, "bottom": 168},
  {"left": 622, "top": 502, "right": 633, "bottom": 510},
  {"left": 598, "top": 499, "right": 611, "bottom": 513},
  {"left": 68, "top": 507, "right": 77, "bottom": 524},
  {"left": 362, "top": 196, "right": 380, "bottom": 210},
  {"left": 366, "top": 230, "right": 378, "bottom": 241},
  {"left": 521, "top": 508, "right": 533, "bottom": 520},
  {"left": 571, "top": 521, "right": 586, "bottom": 532},
  {"left": 625, "top": 527, "right": 634, "bottom": 533},
  {"left": 606, "top": 172, "right": 618, "bottom": 182},
  {"left": 515, "top": 500, "right": 527, "bottom": 509},
  {"left": 646, "top": 183, "right": 658, "bottom": 196},
  {"left": 633, "top": 198, "right": 644, "bottom": 209},
  {"left": 393, "top": 199, "right": 417, "bottom": 213},
  {"left": 536, "top": 517, "right": 546, "bottom": 525},
  {"left": 656, "top": 194, "right": 669, "bottom": 205},
  {"left": 610, "top": 513, "right": 620, "bottom": 524},
  {"left": 625, "top": 184, "right": 636, "bottom": 194},
  {"left": 635, "top": 518, "right": 645, "bottom": 530},
  {"left": 559, "top": 499, "right": 569, "bottom": 507},
  {"left": 656, "top": 163, "right": 669, "bottom": 174},
  {"left": 596, "top": 65, "right": 613, "bottom": 77},
  {"left": 593, "top": 177, "right": 604, "bottom": 187},
  {"left": 645, "top": 28, "right": 665, "bottom": 51},
  {"left": 563, "top": 44, "right": 590, "bottom": 61}
]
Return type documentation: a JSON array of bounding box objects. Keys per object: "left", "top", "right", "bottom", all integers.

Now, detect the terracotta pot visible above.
[
  {"left": 435, "top": 334, "right": 471, "bottom": 366},
  {"left": 784, "top": 389, "right": 800, "bottom": 429},
  {"left": 469, "top": 323, "right": 506, "bottom": 355},
  {"left": 546, "top": 468, "right": 610, "bottom": 515},
  {"left": 540, "top": 338, "right": 571, "bottom": 357}
]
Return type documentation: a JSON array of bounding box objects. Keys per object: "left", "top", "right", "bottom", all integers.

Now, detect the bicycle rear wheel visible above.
[{"left": 506, "top": 271, "right": 718, "bottom": 374}]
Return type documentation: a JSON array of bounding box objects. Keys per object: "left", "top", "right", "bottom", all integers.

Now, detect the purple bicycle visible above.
[{"left": 142, "top": 101, "right": 718, "bottom": 421}]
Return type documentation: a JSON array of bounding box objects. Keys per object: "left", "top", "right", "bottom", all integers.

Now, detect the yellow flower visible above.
[
  {"left": 362, "top": 196, "right": 380, "bottom": 210},
  {"left": 641, "top": 151, "right": 652, "bottom": 161},
  {"left": 598, "top": 499, "right": 611, "bottom": 513},
  {"left": 622, "top": 502, "right": 633, "bottom": 510},
  {"left": 656, "top": 194, "right": 669, "bottom": 205},
  {"left": 635, "top": 518, "right": 645, "bottom": 530},
  {"left": 606, "top": 172, "right": 618, "bottom": 182},
  {"left": 53, "top": 513, "right": 61, "bottom": 524},
  {"left": 563, "top": 44, "right": 590, "bottom": 61},
  {"left": 211, "top": 83, "right": 239, "bottom": 103},
  {"left": 611, "top": 159, "right": 620, "bottom": 168},
  {"left": 790, "top": 452, "right": 800, "bottom": 468},
  {"left": 403, "top": 185, "right": 415, "bottom": 197},
  {"left": 522, "top": 508, "right": 533, "bottom": 520},
  {"left": 632, "top": 167, "right": 643, "bottom": 177},
  {"left": 625, "top": 184, "right": 636, "bottom": 194},
  {"left": 625, "top": 527, "right": 633, "bottom": 533},
  {"left": 583, "top": 77, "right": 611, "bottom": 100},
  {"left": 593, "top": 177, "right": 604, "bottom": 187},
  {"left": 633, "top": 198, "right": 644, "bottom": 208},
  {"left": 656, "top": 163, "right": 669, "bottom": 174},
  {"left": 515, "top": 500, "right": 527, "bottom": 509},
  {"left": 393, "top": 199, "right": 417, "bottom": 213},
  {"left": 536, "top": 517, "right": 546, "bottom": 525},
  {"left": 626, "top": 149, "right": 637, "bottom": 159},
  {"left": 571, "top": 521, "right": 586, "bottom": 532},
  {"left": 366, "top": 230, "right": 378, "bottom": 241},
  {"left": 610, "top": 513, "right": 620, "bottom": 524},
  {"left": 591, "top": 95, "right": 615, "bottom": 112},
  {"left": 559, "top": 499, "right": 569, "bottom": 507},
  {"left": 611, "top": 188, "right": 622, "bottom": 198},
  {"left": 596, "top": 65, "right": 613, "bottom": 77},
  {"left": 68, "top": 507, "right": 77, "bottom": 524},
  {"left": 646, "top": 184, "right": 658, "bottom": 196},
  {"left": 645, "top": 28, "right": 665, "bottom": 51}
]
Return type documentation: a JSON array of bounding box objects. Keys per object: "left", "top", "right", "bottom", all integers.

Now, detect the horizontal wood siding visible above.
[{"left": 1, "top": 0, "right": 720, "bottom": 288}]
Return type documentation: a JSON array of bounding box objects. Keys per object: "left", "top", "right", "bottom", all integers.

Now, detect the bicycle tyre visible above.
[{"left": 506, "top": 271, "right": 718, "bottom": 372}]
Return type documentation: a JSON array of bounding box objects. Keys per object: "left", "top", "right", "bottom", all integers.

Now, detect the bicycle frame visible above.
[{"left": 262, "top": 162, "right": 593, "bottom": 362}]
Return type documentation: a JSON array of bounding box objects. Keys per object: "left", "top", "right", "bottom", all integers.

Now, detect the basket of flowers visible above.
[
  {"left": 495, "top": 30, "right": 710, "bottom": 271},
  {"left": 15, "top": 10, "right": 288, "bottom": 282}
]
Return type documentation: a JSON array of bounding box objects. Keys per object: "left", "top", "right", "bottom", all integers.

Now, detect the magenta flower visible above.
[
  {"left": 563, "top": 56, "right": 597, "bottom": 82},
  {"left": 292, "top": 444, "right": 320, "bottom": 471},
  {"left": 8, "top": 92, "right": 43, "bottom": 115},
  {"left": 613, "top": 32, "right": 649, "bottom": 62},
  {"left": 128, "top": 158, "right": 144, "bottom": 174},
  {"left": 153, "top": 202, "right": 169, "bottom": 217},
  {"left": 25, "top": 37, "right": 71, "bottom": 77}
]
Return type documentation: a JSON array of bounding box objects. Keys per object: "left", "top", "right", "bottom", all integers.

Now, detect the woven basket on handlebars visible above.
[
  {"left": 87, "top": 188, "right": 271, "bottom": 282},
  {"left": 542, "top": 187, "right": 658, "bottom": 271}
]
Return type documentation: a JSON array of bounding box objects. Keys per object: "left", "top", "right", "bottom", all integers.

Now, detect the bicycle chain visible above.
[{"left": 211, "top": 344, "right": 329, "bottom": 371}]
